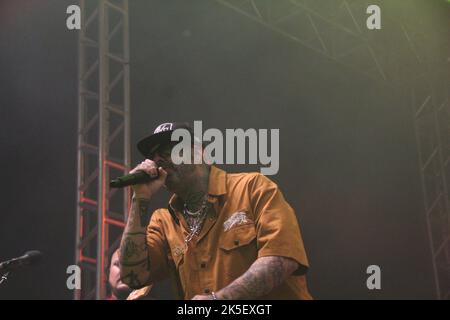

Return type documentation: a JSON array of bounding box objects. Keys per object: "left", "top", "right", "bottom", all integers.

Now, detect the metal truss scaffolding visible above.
[
  {"left": 412, "top": 75, "right": 450, "bottom": 299},
  {"left": 214, "top": 0, "right": 450, "bottom": 298},
  {"left": 75, "top": 0, "right": 130, "bottom": 300},
  {"left": 214, "top": 0, "right": 448, "bottom": 86}
]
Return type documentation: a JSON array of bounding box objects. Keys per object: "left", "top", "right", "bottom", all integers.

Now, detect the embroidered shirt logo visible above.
[{"left": 223, "top": 211, "right": 248, "bottom": 231}]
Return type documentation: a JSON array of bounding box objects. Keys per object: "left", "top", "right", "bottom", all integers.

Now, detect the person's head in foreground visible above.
[{"left": 107, "top": 249, "right": 133, "bottom": 300}]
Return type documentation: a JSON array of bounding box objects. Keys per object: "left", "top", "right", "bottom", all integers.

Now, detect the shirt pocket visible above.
[
  {"left": 218, "top": 223, "right": 258, "bottom": 280},
  {"left": 220, "top": 222, "right": 257, "bottom": 251}
]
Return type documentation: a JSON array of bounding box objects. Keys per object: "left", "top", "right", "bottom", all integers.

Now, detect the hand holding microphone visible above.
[{"left": 119, "top": 160, "right": 167, "bottom": 199}]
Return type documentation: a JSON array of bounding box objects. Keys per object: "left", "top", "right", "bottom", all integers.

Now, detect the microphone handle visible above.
[
  {"left": 110, "top": 170, "right": 159, "bottom": 188},
  {"left": 0, "top": 257, "right": 25, "bottom": 272},
  {"left": 0, "top": 251, "right": 42, "bottom": 272}
]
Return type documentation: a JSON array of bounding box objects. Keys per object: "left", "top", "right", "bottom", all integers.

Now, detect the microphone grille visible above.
[{"left": 24, "top": 250, "right": 43, "bottom": 265}]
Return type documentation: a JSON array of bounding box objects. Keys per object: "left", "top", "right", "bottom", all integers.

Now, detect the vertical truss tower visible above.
[
  {"left": 412, "top": 74, "right": 450, "bottom": 299},
  {"left": 75, "top": 0, "right": 130, "bottom": 300}
]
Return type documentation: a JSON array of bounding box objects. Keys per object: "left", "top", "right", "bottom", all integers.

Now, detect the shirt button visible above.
[
  {"left": 200, "top": 262, "right": 206, "bottom": 268},
  {"left": 204, "top": 288, "right": 211, "bottom": 294},
  {"left": 234, "top": 240, "right": 240, "bottom": 246}
]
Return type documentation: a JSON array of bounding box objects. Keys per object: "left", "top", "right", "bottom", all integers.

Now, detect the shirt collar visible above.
[{"left": 207, "top": 165, "right": 227, "bottom": 196}]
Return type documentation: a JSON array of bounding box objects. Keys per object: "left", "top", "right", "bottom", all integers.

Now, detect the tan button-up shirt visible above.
[{"left": 140, "top": 166, "right": 312, "bottom": 300}]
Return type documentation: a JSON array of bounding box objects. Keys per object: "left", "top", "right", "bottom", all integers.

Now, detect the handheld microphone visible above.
[
  {"left": 0, "top": 250, "right": 43, "bottom": 273},
  {"left": 110, "top": 170, "right": 159, "bottom": 188}
]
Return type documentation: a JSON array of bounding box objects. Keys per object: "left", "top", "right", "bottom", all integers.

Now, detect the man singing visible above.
[{"left": 119, "top": 122, "right": 312, "bottom": 300}]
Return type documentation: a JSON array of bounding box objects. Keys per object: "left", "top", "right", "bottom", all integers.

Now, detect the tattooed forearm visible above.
[
  {"left": 121, "top": 270, "right": 143, "bottom": 289},
  {"left": 119, "top": 197, "right": 153, "bottom": 289},
  {"left": 216, "top": 256, "right": 298, "bottom": 300},
  {"left": 122, "top": 238, "right": 146, "bottom": 260},
  {"left": 138, "top": 198, "right": 151, "bottom": 227}
]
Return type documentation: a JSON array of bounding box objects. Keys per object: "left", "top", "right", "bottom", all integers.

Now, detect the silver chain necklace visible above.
[{"left": 183, "top": 196, "right": 209, "bottom": 245}]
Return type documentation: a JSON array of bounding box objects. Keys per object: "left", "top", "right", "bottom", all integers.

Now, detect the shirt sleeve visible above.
[
  {"left": 145, "top": 209, "right": 171, "bottom": 282},
  {"left": 250, "top": 174, "right": 309, "bottom": 275}
]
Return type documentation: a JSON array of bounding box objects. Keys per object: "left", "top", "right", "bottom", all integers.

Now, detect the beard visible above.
[{"left": 164, "top": 163, "right": 197, "bottom": 193}]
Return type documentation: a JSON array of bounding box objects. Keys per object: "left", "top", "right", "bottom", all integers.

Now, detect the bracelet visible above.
[{"left": 211, "top": 291, "right": 218, "bottom": 300}]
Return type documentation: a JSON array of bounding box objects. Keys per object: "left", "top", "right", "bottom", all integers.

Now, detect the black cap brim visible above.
[
  {"left": 137, "top": 130, "right": 174, "bottom": 158},
  {"left": 137, "top": 122, "right": 195, "bottom": 158}
]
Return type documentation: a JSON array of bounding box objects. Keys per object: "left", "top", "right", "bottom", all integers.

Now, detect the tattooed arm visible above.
[
  {"left": 119, "top": 160, "right": 167, "bottom": 289},
  {"left": 119, "top": 197, "right": 152, "bottom": 289},
  {"left": 215, "top": 256, "right": 298, "bottom": 300}
]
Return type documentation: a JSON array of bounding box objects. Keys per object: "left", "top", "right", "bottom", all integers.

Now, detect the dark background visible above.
[{"left": 0, "top": 0, "right": 448, "bottom": 299}]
